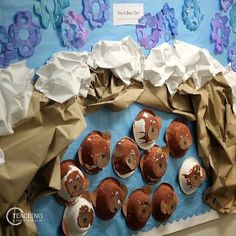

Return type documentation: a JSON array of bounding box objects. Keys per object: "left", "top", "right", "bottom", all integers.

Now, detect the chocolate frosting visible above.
[
  {"left": 140, "top": 146, "right": 169, "bottom": 185},
  {"left": 165, "top": 120, "right": 192, "bottom": 158},
  {"left": 124, "top": 188, "right": 152, "bottom": 229},
  {"left": 152, "top": 183, "right": 178, "bottom": 222},
  {"left": 78, "top": 131, "right": 111, "bottom": 174},
  {"left": 113, "top": 137, "right": 140, "bottom": 177},
  {"left": 95, "top": 177, "right": 127, "bottom": 220}
]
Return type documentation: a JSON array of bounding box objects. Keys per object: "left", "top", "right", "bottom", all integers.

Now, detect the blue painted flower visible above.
[
  {"left": 230, "top": 3, "right": 236, "bottom": 33},
  {"left": 34, "top": 0, "right": 69, "bottom": 29},
  {"left": 182, "top": 0, "right": 204, "bottom": 31}
]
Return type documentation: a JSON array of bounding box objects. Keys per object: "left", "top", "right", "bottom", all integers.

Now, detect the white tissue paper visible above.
[
  {"left": 5, "top": 37, "right": 235, "bottom": 115},
  {"left": 0, "top": 62, "right": 34, "bottom": 136},
  {"left": 90, "top": 36, "right": 144, "bottom": 85},
  {"left": 144, "top": 40, "right": 236, "bottom": 113},
  {"left": 144, "top": 40, "right": 219, "bottom": 95},
  {"left": 0, "top": 149, "right": 5, "bottom": 165},
  {"left": 35, "top": 51, "right": 92, "bottom": 103}
]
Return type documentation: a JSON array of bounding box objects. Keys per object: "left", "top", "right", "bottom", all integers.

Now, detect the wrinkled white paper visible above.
[
  {"left": 0, "top": 62, "right": 34, "bottom": 136},
  {"left": 6, "top": 37, "right": 234, "bottom": 115},
  {"left": 144, "top": 40, "right": 219, "bottom": 95},
  {"left": 144, "top": 40, "right": 236, "bottom": 113},
  {"left": 35, "top": 51, "right": 92, "bottom": 103},
  {"left": 0, "top": 149, "right": 5, "bottom": 165},
  {"left": 90, "top": 36, "right": 144, "bottom": 84}
]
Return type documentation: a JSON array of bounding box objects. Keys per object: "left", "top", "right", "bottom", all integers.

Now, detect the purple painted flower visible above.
[
  {"left": 61, "top": 10, "right": 88, "bottom": 49},
  {"left": 82, "top": 0, "right": 110, "bottom": 28},
  {"left": 211, "top": 13, "right": 230, "bottom": 53},
  {"left": 136, "top": 13, "right": 162, "bottom": 50},
  {"left": 157, "top": 2, "right": 178, "bottom": 42},
  {"left": 0, "top": 26, "right": 17, "bottom": 68},
  {"left": 8, "top": 11, "right": 42, "bottom": 58},
  {"left": 221, "top": 0, "right": 234, "bottom": 12}
]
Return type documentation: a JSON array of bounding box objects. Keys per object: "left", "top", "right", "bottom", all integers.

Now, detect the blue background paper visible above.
[
  {"left": 0, "top": 0, "right": 234, "bottom": 235},
  {"left": 0, "top": 0, "right": 235, "bottom": 70},
  {"left": 32, "top": 103, "right": 211, "bottom": 236}
]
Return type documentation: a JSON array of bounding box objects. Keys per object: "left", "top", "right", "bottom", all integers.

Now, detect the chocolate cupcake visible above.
[
  {"left": 165, "top": 120, "right": 192, "bottom": 158},
  {"left": 90, "top": 177, "right": 127, "bottom": 220},
  {"left": 179, "top": 158, "right": 206, "bottom": 195},
  {"left": 152, "top": 183, "right": 178, "bottom": 222},
  {"left": 62, "top": 195, "right": 94, "bottom": 236},
  {"left": 123, "top": 187, "right": 152, "bottom": 230},
  {"left": 133, "top": 109, "right": 162, "bottom": 150},
  {"left": 57, "top": 160, "right": 89, "bottom": 206},
  {"left": 78, "top": 131, "right": 111, "bottom": 174},
  {"left": 140, "top": 146, "right": 169, "bottom": 185},
  {"left": 112, "top": 137, "right": 140, "bottom": 178}
]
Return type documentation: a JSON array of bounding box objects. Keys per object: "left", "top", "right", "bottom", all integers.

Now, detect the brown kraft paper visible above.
[
  {"left": 84, "top": 70, "right": 236, "bottom": 213},
  {"left": 0, "top": 90, "right": 87, "bottom": 235},
  {"left": 0, "top": 69, "right": 235, "bottom": 235}
]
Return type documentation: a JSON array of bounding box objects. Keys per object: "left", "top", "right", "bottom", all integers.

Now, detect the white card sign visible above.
[{"left": 113, "top": 3, "right": 144, "bottom": 25}]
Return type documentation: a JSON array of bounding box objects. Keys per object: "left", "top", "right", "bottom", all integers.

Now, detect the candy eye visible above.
[
  {"left": 68, "top": 179, "right": 73, "bottom": 184},
  {"left": 76, "top": 175, "right": 80, "bottom": 180},
  {"left": 150, "top": 120, "right": 156, "bottom": 124}
]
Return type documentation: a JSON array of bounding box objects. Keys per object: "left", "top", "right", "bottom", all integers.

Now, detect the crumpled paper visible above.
[
  {"left": 90, "top": 36, "right": 144, "bottom": 84},
  {"left": 144, "top": 40, "right": 219, "bottom": 94},
  {"left": 222, "top": 64, "right": 236, "bottom": 113},
  {"left": 0, "top": 90, "right": 87, "bottom": 236},
  {"left": 144, "top": 40, "right": 236, "bottom": 113},
  {"left": 0, "top": 149, "right": 5, "bottom": 165},
  {"left": 0, "top": 62, "right": 34, "bottom": 136},
  {"left": 72, "top": 66, "right": 236, "bottom": 214},
  {"left": 35, "top": 51, "right": 92, "bottom": 103},
  {"left": 1, "top": 38, "right": 236, "bottom": 236},
  {"left": 34, "top": 38, "right": 236, "bottom": 113}
]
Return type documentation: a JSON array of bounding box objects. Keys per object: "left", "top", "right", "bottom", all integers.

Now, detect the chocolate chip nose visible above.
[{"left": 73, "top": 185, "right": 77, "bottom": 190}]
